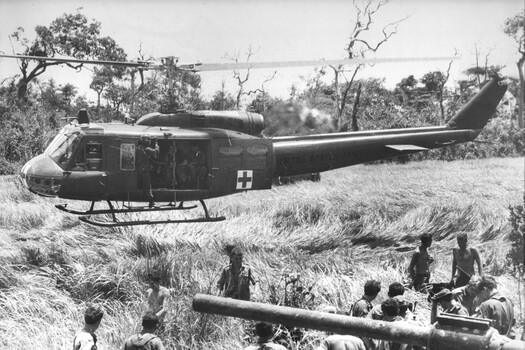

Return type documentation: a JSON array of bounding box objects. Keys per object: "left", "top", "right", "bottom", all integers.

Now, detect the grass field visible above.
[{"left": 0, "top": 157, "right": 523, "bottom": 349}]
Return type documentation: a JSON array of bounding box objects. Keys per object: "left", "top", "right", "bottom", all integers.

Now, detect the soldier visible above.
[
  {"left": 187, "top": 144, "right": 207, "bottom": 188},
  {"left": 137, "top": 136, "right": 159, "bottom": 208},
  {"left": 451, "top": 232, "right": 482, "bottom": 287},
  {"left": 408, "top": 233, "right": 434, "bottom": 291},
  {"left": 73, "top": 303, "right": 104, "bottom": 350},
  {"left": 376, "top": 298, "right": 410, "bottom": 350},
  {"left": 171, "top": 143, "right": 188, "bottom": 188},
  {"left": 244, "top": 322, "right": 286, "bottom": 350},
  {"left": 473, "top": 276, "right": 516, "bottom": 338},
  {"left": 368, "top": 282, "right": 415, "bottom": 322},
  {"left": 317, "top": 334, "right": 366, "bottom": 350},
  {"left": 451, "top": 275, "right": 482, "bottom": 315},
  {"left": 318, "top": 305, "right": 367, "bottom": 350},
  {"left": 351, "top": 280, "right": 381, "bottom": 318},
  {"left": 430, "top": 288, "right": 468, "bottom": 324},
  {"left": 217, "top": 246, "right": 255, "bottom": 300},
  {"left": 123, "top": 312, "right": 165, "bottom": 350},
  {"left": 146, "top": 272, "right": 170, "bottom": 322}
]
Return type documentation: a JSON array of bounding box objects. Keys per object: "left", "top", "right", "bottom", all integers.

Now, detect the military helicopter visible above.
[{"left": 1, "top": 54, "right": 507, "bottom": 226}]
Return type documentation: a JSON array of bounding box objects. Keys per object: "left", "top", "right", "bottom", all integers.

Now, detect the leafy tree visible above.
[
  {"left": 103, "top": 84, "right": 130, "bottom": 121},
  {"left": 394, "top": 75, "right": 428, "bottom": 112},
  {"left": 504, "top": 11, "right": 525, "bottom": 128},
  {"left": 421, "top": 67, "right": 452, "bottom": 121},
  {"left": 155, "top": 57, "right": 203, "bottom": 112},
  {"left": 0, "top": 105, "right": 57, "bottom": 174},
  {"left": 38, "top": 79, "right": 63, "bottom": 112},
  {"left": 394, "top": 75, "right": 422, "bottom": 107},
  {"left": 89, "top": 36, "right": 128, "bottom": 115},
  {"left": 90, "top": 67, "right": 115, "bottom": 114},
  {"left": 8, "top": 10, "right": 126, "bottom": 100},
  {"left": 248, "top": 92, "right": 282, "bottom": 115},
  {"left": 37, "top": 79, "right": 77, "bottom": 121},
  {"left": 348, "top": 78, "right": 398, "bottom": 130},
  {"left": 127, "top": 71, "right": 161, "bottom": 120},
  {"left": 60, "top": 83, "right": 78, "bottom": 115},
  {"left": 209, "top": 81, "right": 236, "bottom": 111}
]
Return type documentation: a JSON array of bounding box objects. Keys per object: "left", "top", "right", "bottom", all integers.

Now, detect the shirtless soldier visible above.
[
  {"left": 146, "top": 272, "right": 170, "bottom": 322},
  {"left": 451, "top": 232, "right": 482, "bottom": 288},
  {"left": 408, "top": 233, "right": 434, "bottom": 291}
]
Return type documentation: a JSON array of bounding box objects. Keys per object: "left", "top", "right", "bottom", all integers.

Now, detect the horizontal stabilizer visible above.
[{"left": 385, "top": 144, "right": 429, "bottom": 151}]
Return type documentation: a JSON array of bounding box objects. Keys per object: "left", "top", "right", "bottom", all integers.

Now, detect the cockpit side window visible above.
[{"left": 46, "top": 131, "right": 81, "bottom": 169}]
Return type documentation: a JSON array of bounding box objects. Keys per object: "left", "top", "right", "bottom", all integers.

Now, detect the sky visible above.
[{"left": 0, "top": 0, "right": 523, "bottom": 103}]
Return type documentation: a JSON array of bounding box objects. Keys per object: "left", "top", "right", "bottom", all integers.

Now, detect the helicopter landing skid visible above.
[
  {"left": 57, "top": 200, "right": 225, "bottom": 227},
  {"left": 55, "top": 201, "right": 198, "bottom": 215}
]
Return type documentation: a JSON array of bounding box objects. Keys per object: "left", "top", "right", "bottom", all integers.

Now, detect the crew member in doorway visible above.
[
  {"left": 137, "top": 137, "right": 159, "bottom": 208},
  {"left": 188, "top": 145, "right": 207, "bottom": 189}
]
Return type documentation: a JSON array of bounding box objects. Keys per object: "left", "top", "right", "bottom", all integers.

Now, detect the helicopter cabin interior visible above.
[
  {"left": 62, "top": 133, "right": 210, "bottom": 193},
  {"left": 145, "top": 138, "right": 209, "bottom": 191}
]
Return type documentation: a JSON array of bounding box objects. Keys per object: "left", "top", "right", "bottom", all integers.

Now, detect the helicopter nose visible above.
[{"left": 20, "top": 154, "right": 63, "bottom": 197}]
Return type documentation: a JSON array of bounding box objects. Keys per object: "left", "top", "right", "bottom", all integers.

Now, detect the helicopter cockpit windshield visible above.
[{"left": 45, "top": 129, "right": 81, "bottom": 169}]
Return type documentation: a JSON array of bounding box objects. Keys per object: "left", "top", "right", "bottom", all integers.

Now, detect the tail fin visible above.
[{"left": 447, "top": 77, "right": 507, "bottom": 131}]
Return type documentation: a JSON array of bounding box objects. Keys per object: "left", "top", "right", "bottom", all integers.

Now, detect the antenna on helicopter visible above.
[{"left": 78, "top": 109, "right": 90, "bottom": 125}]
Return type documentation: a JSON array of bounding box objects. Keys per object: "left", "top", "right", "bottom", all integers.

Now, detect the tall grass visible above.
[{"left": 0, "top": 157, "right": 523, "bottom": 349}]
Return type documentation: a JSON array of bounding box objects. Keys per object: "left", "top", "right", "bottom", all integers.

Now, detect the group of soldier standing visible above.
[
  {"left": 72, "top": 232, "right": 522, "bottom": 350},
  {"left": 317, "top": 232, "right": 520, "bottom": 350}
]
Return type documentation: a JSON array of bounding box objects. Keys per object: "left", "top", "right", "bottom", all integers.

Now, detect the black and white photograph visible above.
[{"left": 0, "top": 0, "right": 523, "bottom": 349}]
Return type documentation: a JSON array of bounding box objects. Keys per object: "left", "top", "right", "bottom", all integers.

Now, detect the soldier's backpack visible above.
[{"left": 129, "top": 333, "right": 158, "bottom": 350}]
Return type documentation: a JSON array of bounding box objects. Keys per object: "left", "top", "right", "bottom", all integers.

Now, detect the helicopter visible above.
[{"left": 1, "top": 54, "right": 508, "bottom": 227}]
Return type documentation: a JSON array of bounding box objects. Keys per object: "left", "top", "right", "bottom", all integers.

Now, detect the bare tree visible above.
[
  {"left": 464, "top": 43, "right": 495, "bottom": 89},
  {"left": 228, "top": 46, "right": 276, "bottom": 110},
  {"left": 330, "top": 0, "right": 407, "bottom": 131}
]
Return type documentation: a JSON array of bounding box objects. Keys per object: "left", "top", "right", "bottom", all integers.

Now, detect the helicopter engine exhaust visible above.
[{"left": 136, "top": 110, "right": 265, "bottom": 136}]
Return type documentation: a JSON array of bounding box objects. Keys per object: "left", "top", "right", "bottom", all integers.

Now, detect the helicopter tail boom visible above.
[{"left": 272, "top": 76, "right": 507, "bottom": 177}]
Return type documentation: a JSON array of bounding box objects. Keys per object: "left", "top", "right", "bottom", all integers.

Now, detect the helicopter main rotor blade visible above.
[
  {"left": 185, "top": 56, "right": 459, "bottom": 72},
  {"left": 0, "top": 53, "right": 156, "bottom": 69},
  {"left": 1, "top": 53, "right": 458, "bottom": 73}
]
